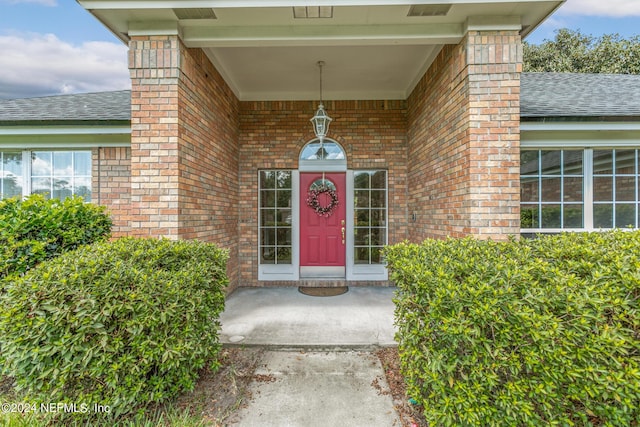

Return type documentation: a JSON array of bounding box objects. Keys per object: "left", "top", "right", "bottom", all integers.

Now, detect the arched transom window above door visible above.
[{"left": 299, "top": 138, "right": 347, "bottom": 172}]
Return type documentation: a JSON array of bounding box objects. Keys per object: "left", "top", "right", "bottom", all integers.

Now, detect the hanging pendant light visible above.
[{"left": 310, "top": 61, "right": 332, "bottom": 144}]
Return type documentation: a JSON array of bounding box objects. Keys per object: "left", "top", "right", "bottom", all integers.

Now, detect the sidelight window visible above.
[
  {"left": 353, "top": 170, "right": 387, "bottom": 264},
  {"left": 259, "top": 170, "right": 293, "bottom": 265}
]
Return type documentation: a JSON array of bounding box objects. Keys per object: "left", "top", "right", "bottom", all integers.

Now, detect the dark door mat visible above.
[{"left": 298, "top": 286, "right": 349, "bottom": 297}]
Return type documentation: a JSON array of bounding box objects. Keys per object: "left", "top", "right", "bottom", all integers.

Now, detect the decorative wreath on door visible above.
[{"left": 306, "top": 187, "right": 339, "bottom": 218}]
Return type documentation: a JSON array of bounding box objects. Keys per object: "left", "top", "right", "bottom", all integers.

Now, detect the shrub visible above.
[
  {"left": 386, "top": 231, "right": 640, "bottom": 426},
  {"left": 0, "top": 194, "right": 111, "bottom": 279},
  {"left": 0, "top": 237, "right": 228, "bottom": 420}
]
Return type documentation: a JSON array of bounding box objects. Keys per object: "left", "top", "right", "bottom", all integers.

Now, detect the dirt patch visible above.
[
  {"left": 375, "top": 347, "right": 428, "bottom": 427},
  {"left": 174, "top": 347, "right": 265, "bottom": 426}
]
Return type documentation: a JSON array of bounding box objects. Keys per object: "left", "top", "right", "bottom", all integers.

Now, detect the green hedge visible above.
[
  {"left": 0, "top": 237, "right": 228, "bottom": 420},
  {"left": 386, "top": 232, "right": 640, "bottom": 426},
  {"left": 0, "top": 194, "right": 111, "bottom": 279}
]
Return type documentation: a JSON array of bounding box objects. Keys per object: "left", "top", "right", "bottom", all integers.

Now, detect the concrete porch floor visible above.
[{"left": 219, "top": 286, "right": 398, "bottom": 348}]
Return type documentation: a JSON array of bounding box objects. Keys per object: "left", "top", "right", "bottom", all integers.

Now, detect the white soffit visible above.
[{"left": 78, "top": 1, "right": 564, "bottom": 101}]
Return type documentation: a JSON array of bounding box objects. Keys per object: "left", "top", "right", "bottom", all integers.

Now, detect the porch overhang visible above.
[{"left": 77, "top": 0, "right": 564, "bottom": 100}]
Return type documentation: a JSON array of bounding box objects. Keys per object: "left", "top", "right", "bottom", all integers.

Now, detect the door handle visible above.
[{"left": 341, "top": 226, "right": 345, "bottom": 244}]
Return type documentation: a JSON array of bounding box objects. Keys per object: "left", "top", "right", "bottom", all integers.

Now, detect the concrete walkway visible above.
[
  {"left": 219, "top": 286, "right": 397, "bottom": 348},
  {"left": 219, "top": 287, "right": 402, "bottom": 427}
]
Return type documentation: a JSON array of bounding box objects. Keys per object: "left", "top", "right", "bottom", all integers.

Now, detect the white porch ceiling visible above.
[{"left": 78, "top": 1, "right": 564, "bottom": 101}]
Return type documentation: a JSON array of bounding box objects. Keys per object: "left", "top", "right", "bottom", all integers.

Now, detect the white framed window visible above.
[
  {"left": 346, "top": 169, "right": 388, "bottom": 281},
  {"left": 258, "top": 170, "right": 300, "bottom": 281},
  {"left": 0, "top": 150, "right": 92, "bottom": 201},
  {"left": 0, "top": 151, "right": 23, "bottom": 199},
  {"left": 353, "top": 170, "right": 387, "bottom": 265},
  {"left": 521, "top": 148, "right": 640, "bottom": 234}
]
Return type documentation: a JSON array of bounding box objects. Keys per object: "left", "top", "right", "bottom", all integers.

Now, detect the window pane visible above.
[
  {"left": 593, "top": 150, "right": 613, "bottom": 175},
  {"left": 520, "top": 177, "right": 539, "bottom": 202},
  {"left": 354, "top": 172, "right": 370, "bottom": 189},
  {"left": 261, "top": 190, "right": 275, "bottom": 207},
  {"left": 53, "top": 152, "right": 72, "bottom": 176},
  {"left": 31, "top": 177, "right": 51, "bottom": 198},
  {"left": 541, "top": 151, "right": 562, "bottom": 175},
  {"left": 32, "top": 152, "right": 52, "bottom": 176},
  {"left": 3, "top": 152, "right": 22, "bottom": 175},
  {"left": 277, "top": 228, "right": 292, "bottom": 246},
  {"left": 261, "top": 228, "right": 276, "bottom": 246},
  {"left": 371, "top": 171, "right": 386, "bottom": 189},
  {"left": 370, "top": 209, "right": 386, "bottom": 226},
  {"left": 541, "top": 177, "right": 561, "bottom": 202},
  {"left": 594, "top": 204, "right": 614, "bottom": 228},
  {"left": 354, "top": 247, "right": 369, "bottom": 264},
  {"left": 261, "top": 209, "right": 276, "bottom": 226},
  {"left": 276, "top": 190, "right": 291, "bottom": 207},
  {"left": 277, "top": 209, "right": 291, "bottom": 225},
  {"left": 594, "top": 177, "right": 613, "bottom": 202},
  {"left": 74, "top": 152, "right": 92, "bottom": 176},
  {"left": 300, "top": 141, "right": 345, "bottom": 160},
  {"left": 370, "top": 190, "right": 385, "bottom": 207},
  {"left": 75, "top": 176, "right": 92, "bottom": 202},
  {"left": 261, "top": 247, "right": 276, "bottom": 264},
  {"left": 541, "top": 205, "right": 561, "bottom": 228},
  {"left": 520, "top": 205, "right": 539, "bottom": 228},
  {"left": 276, "top": 171, "right": 292, "bottom": 189},
  {"left": 615, "top": 150, "right": 636, "bottom": 175},
  {"left": 615, "top": 177, "right": 636, "bottom": 201},
  {"left": 2, "top": 152, "right": 23, "bottom": 198},
  {"left": 564, "top": 177, "right": 583, "bottom": 202},
  {"left": 52, "top": 178, "right": 72, "bottom": 200},
  {"left": 563, "top": 151, "right": 583, "bottom": 175},
  {"left": 564, "top": 205, "right": 583, "bottom": 228},
  {"left": 616, "top": 204, "right": 636, "bottom": 228},
  {"left": 260, "top": 171, "right": 276, "bottom": 189},
  {"left": 355, "top": 209, "right": 369, "bottom": 226},
  {"left": 354, "top": 190, "right": 369, "bottom": 208},
  {"left": 355, "top": 228, "right": 371, "bottom": 245},
  {"left": 1, "top": 178, "right": 22, "bottom": 198},
  {"left": 520, "top": 150, "right": 539, "bottom": 175},
  {"left": 371, "top": 247, "right": 383, "bottom": 264},
  {"left": 276, "top": 247, "right": 292, "bottom": 263}
]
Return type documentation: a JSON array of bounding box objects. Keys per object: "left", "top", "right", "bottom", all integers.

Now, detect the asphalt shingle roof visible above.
[
  {"left": 521, "top": 73, "right": 640, "bottom": 119},
  {"left": 0, "top": 90, "right": 131, "bottom": 123},
  {"left": 1, "top": 73, "right": 639, "bottom": 123}
]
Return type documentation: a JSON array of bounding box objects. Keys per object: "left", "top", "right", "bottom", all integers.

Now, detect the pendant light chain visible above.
[{"left": 319, "top": 61, "right": 324, "bottom": 105}]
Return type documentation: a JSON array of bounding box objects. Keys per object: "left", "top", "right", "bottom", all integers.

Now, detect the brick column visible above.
[
  {"left": 407, "top": 30, "right": 521, "bottom": 241},
  {"left": 128, "top": 35, "right": 181, "bottom": 238},
  {"left": 466, "top": 31, "right": 521, "bottom": 238}
]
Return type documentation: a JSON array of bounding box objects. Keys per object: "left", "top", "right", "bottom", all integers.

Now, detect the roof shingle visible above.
[
  {"left": 1, "top": 73, "right": 640, "bottom": 123},
  {"left": 521, "top": 73, "right": 640, "bottom": 118},
  {"left": 0, "top": 90, "right": 131, "bottom": 123}
]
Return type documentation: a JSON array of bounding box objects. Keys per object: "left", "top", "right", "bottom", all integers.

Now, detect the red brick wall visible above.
[
  {"left": 407, "top": 30, "right": 521, "bottom": 241},
  {"left": 177, "top": 46, "right": 240, "bottom": 288},
  {"left": 128, "top": 36, "right": 240, "bottom": 289},
  {"left": 129, "top": 35, "right": 181, "bottom": 238},
  {"left": 238, "top": 100, "right": 407, "bottom": 286},
  {"left": 92, "top": 147, "right": 131, "bottom": 237}
]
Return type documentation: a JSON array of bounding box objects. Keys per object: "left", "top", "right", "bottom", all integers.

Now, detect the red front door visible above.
[{"left": 300, "top": 172, "right": 346, "bottom": 277}]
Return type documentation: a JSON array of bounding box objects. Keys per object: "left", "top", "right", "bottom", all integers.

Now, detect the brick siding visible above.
[
  {"left": 407, "top": 30, "right": 522, "bottom": 241},
  {"left": 128, "top": 36, "right": 240, "bottom": 289},
  {"left": 115, "top": 30, "right": 523, "bottom": 288},
  {"left": 238, "top": 100, "right": 407, "bottom": 286},
  {"left": 92, "top": 147, "right": 131, "bottom": 237}
]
